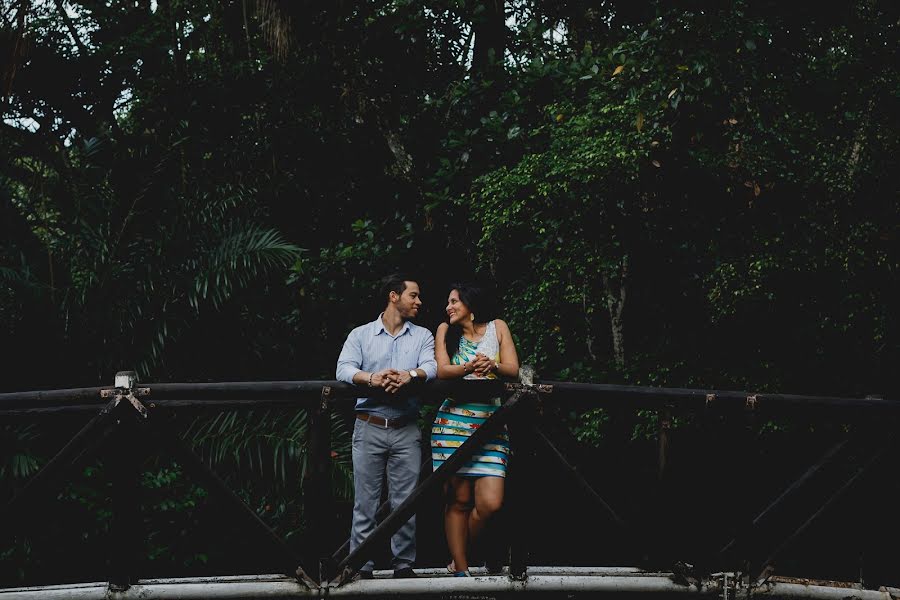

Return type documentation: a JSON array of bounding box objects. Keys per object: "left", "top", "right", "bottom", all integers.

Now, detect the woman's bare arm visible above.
[
  {"left": 493, "top": 319, "right": 520, "bottom": 378},
  {"left": 436, "top": 323, "right": 473, "bottom": 379}
]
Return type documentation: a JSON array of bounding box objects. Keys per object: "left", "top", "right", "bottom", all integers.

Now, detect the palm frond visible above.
[
  {"left": 256, "top": 0, "right": 294, "bottom": 61},
  {"left": 0, "top": 266, "right": 21, "bottom": 283},
  {"left": 0, "top": 424, "right": 40, "bottom": 480},
  {"left": 189, "top": 224, "right": 302, "bottom": 312},
  {"left": 183, "top": 408, "right": 353, "bottom": 501},
  {"left": 0, "top": 253, "right": 37, "bottom": 290}
]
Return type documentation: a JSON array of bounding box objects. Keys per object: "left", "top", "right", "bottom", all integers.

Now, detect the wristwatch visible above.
[{"left": 409, "top": 369, "right": 418, "bottom": 380}]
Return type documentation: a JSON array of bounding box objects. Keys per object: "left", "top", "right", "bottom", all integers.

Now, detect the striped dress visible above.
[{"left": 431, "top": 321, "right": 510, "bottom": 478}]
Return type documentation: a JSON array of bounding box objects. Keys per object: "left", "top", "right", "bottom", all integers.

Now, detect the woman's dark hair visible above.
[{"left": 444, "top": 282, "right": 496, "bottom": 359}]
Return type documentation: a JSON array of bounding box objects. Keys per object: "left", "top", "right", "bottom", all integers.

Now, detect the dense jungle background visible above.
[{"left": 1, "top": 0, "right": 898, "bottom": 590}]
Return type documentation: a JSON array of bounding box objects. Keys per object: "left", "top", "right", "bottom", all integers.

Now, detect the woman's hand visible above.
[{"left": 470, "top": 352, "right": 496, "bottom": 377}]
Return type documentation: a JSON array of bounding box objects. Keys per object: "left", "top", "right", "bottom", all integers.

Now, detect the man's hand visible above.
[
  {"left": 384, "top": 369, "right": 416, "bottom": 393},
  {"left": 371, "top": 369, "right": 400, "bottom": 391}
]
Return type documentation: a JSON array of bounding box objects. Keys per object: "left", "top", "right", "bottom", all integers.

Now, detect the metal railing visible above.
[{"left": 1, "top": 372, "right": 897, "bottom": 595}]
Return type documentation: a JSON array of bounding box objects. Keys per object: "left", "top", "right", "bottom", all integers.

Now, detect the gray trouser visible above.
[{"left": 350, "top": 417, "right": 421, "bottom": 571}]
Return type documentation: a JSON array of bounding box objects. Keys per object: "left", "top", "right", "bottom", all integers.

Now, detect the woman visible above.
[{"left": 431, "top": 283, "right": 520, "bottom": 577}]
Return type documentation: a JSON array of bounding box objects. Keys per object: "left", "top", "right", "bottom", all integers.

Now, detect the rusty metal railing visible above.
[{"left": 1, "top": 374, "right": 897, "bottom": 592}]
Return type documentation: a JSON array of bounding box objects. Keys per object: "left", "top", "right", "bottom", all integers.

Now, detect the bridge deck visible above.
[{"left": 1, "top": 568, "right": 896, "bottom": 600}]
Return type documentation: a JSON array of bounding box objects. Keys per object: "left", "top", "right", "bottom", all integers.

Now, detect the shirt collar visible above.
[{"left": 372, "top": 313, "right": 411, "bottom": 337}]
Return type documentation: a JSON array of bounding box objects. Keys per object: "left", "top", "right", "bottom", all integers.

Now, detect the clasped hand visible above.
[
  {"left": 370, "top": 368, "right": 411, "bottom": 394},
  {"left": 467, "top": 352, "right": 496, "bottom": 378}
]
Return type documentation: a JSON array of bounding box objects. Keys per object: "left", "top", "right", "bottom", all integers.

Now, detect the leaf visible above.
[
  {"left": 668, "top": 88, "right": 678, "bottom": 99},
  {"left": 636, "top": 112, "right": 644, "bottom": 132},
  {"left": 612, "top": 65, "right": 625, "bottom": 76},
  {"left": 652, "top": 160, "right": 661, "bottom": 168}
]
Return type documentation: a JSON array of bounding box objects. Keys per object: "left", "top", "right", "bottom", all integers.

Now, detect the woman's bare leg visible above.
[
  {"left": 468, "top": 476, "right": 504, "bottom": 544},
  {"left": 446, "top": 476, "right": 473, "bottom": 571}
]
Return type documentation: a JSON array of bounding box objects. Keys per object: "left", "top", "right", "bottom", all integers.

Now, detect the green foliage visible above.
[
  {"left": 573, "top": 408, "right": 610, "bottom": 446},
  {"left": 0, "top": 0, "right": 897, "bottom": 585},
  {"left": 2, "top": 0, "right": 893, "bottom": 389},
  {"left": 286, "top": 213, "right": 420, "bottom": 376},
  {"left": 0, "top": 425, "right": 40, "bottom": 480},
  {"left": 185, "top": 409, "right": 353, "bottom": 501},
  {"left": 186, "top": 224, "right": 303, "bottom": 312},
  {"left": 453, "top": 18, "right": 702, "bottom": 374}
]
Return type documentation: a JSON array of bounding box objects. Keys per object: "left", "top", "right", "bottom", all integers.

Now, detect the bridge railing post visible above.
[
  {"left": 302, "top": 386, "right": 334, "bottom": 583},
  {"left": 107, "top": 436, "right": 141, "bottom": 591},
  {"left": 653, "top": 406, "right": 674, "bottom": 566},
  {"left": 106, "top": 371, "right": 158, "bottom": 592},
  {"left": 506, "top": 386, "right": 537, "bottom": 579}
]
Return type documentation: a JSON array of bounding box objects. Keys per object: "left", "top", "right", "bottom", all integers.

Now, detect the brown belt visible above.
[{"left": 356, "top": 412, "right": 412, "bottom": 429}]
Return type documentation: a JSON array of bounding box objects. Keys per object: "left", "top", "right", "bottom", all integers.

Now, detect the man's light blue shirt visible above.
[{"left": 336, "top": 315, "right": 438, "bottom": 419}]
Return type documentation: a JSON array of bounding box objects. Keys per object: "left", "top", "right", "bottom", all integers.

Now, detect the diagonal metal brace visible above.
[
  {"left": 148, "top": 419, "right": 302, "bottom": 578},
  {"left": 528, "top": 422, "right": 627, "bottom": 529},
  {"left": 332, "top": 388, "right": 532, "bottom": 585},
  {"left": 753, "top": 434, "right": 896, "bottom": 582}
]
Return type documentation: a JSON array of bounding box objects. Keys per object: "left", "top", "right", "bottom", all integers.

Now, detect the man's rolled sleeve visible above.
[
  {"left": 417, "top": 333, "right": 438, "bottom": 381},
  {"left": 336, "top": 329, "right": 363, "bottom": 384}
]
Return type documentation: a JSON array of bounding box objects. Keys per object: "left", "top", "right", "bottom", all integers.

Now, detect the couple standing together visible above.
[{"left": 336, "top": 273, "right": 520, "bottom": 579}]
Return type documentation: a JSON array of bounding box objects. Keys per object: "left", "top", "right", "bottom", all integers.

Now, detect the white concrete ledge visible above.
[{"left": 1, "top": 569, "right": 895, "bottom": 600}]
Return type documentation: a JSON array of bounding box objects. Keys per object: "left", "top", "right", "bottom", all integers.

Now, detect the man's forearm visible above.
[{"left": 352, "top": 371, "right": 372, "bottom": 387}]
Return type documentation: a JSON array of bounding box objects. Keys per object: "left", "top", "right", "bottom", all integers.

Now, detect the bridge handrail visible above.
[{"left": 0, "top": 379, "right": 895, "bottom": 416}]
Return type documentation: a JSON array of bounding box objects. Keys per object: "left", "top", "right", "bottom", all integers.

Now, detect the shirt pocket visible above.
[{"left": 399, "top": 339, "right": 417, "bottom": 365}]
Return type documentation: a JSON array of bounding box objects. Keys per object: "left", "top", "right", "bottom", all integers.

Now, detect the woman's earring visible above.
[{"left": 470, "top": 314, "right": 474, "bottom": 321}]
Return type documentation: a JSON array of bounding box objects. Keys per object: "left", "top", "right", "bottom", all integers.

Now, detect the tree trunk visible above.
[
  {"left": 601, "top": 256, "right": 627, "bottom": 370},
  {"left": 561, "top": 1, "right": 606, "bottom": 56},
  {"left": 471, "top": 0, "right": 505, "bottom": 80},
  {"left": 582, "top": 283, "right": 597, "bottom": 362},
  {"left": 2, "top": 0, "right": 29, "bottom": 99},
  {"left": 223, "top": 0, "right": 249, "bottom": 62},
  {"left": 846, "top": 97, "right": 874, "bottom": 184},
  {"left": 467, "top": 0, "right": 506, "bottom": 168}
]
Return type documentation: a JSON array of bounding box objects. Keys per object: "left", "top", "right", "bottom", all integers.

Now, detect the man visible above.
[{"left": 336, "top": 274, "right": 437, "bottom": 579}]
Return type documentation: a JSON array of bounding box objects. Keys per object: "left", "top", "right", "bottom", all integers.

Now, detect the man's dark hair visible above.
[{"left": 378, "top": 273, "right": 415, "bottom": 307}]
